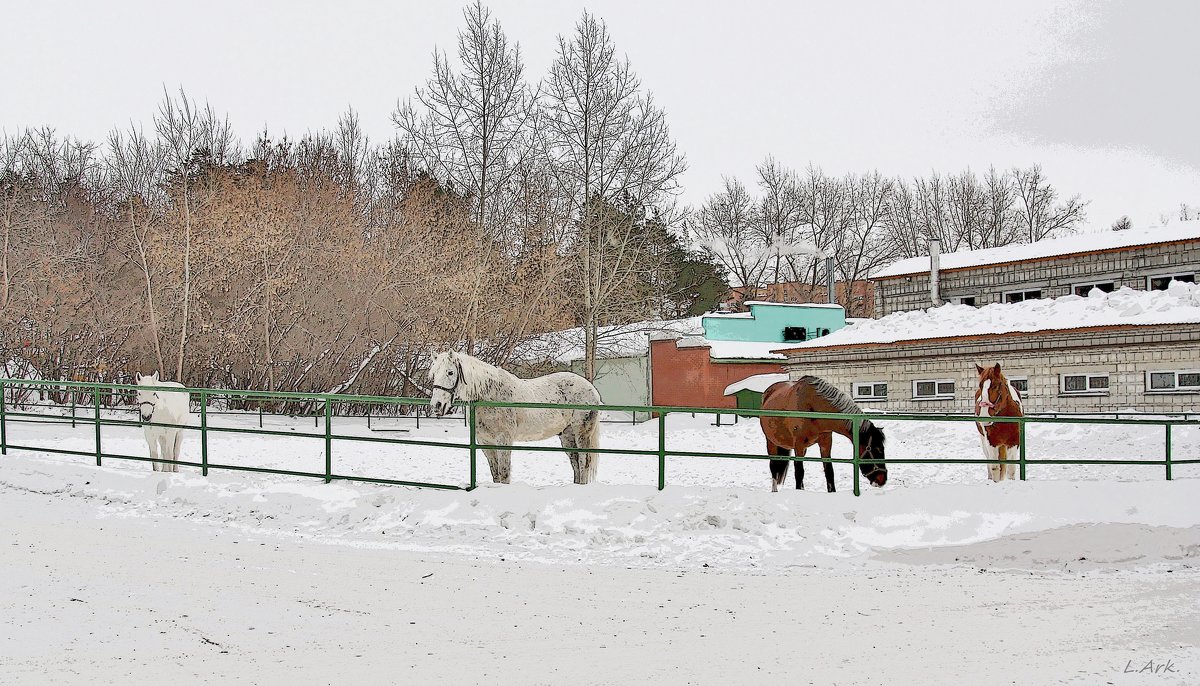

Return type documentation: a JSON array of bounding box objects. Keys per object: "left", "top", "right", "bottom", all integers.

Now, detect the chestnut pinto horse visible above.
[
  {"left": 760, "top": 376, "right": 888, "bottom": 492},
  {"left": 974, "top": 363, "right": 1023, "bottom": 481}
]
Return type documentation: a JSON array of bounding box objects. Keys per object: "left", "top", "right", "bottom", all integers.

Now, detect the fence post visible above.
[
  {"left": 467, "top": 402, "right": 477, "bottom": 490},
  {"left": 258, "top": 401, "right": 263, "bottom": 429},
  {"left": 93, "top": 383, "right": 102, "bottom": 466},
  {"left": 1018, "top": 418, "right": 1027, "bottom": 481},
  {"left": 71, "top": 389, "right": 76, "bottom": 429},
  {"left": 200, "top": 389, "right": 209, "bottom": 477},
  {"left": 1165, "top": 424, "right": 1173, "bottom": 481},
  {"left": 0, "top": 380, "right": 6, "bottom": 455},
  {"left": 324, "top": 397, "right": 332, "bottom": 484},
  {"left": 657, "top": 411, "right": 667, "bottom": 491},
  {"left": 851, "top": 416, "right": 862, "bottom": 497}
]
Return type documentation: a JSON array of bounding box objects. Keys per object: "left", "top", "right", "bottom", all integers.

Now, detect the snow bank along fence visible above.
[{"left": 1, "top": 378, "right": 1197, "bottom": 496}]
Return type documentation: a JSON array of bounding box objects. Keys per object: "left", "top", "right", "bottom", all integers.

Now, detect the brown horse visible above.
[
  {"left": 760, "top": 376, "right": 888, "bottom": 492},
  {"left": 974, "top": 363, "right": 1023, "bottom": 481}
]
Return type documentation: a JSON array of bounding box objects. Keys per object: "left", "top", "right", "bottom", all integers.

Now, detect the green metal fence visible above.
[{"left": 2, "top": 378, "right": 1197, "bottom": 496}]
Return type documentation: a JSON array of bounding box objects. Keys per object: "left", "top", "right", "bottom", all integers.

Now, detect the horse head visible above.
[
  {"left": 975, "top": 363, "right": 1020, "bottom": 418},
  {"left": 134, "top": 371, "right": 161, "bottom": 422},
  {"left": 428, "top": 351, "right": 465, "bottom": 417},
  {"left": 859, "top": 422, "right": 888, "bottom": 487}
]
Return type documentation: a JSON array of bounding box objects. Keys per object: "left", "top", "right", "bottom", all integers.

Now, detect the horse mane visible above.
[
  {"left": 799, "top": 375, "right": 878, "bottom": 435},
  {"left": 449, "top": 352, "right": 520, "bottom": 402},
  {"left": 799, "top": 375, "right": 865, "bottom": 415}
]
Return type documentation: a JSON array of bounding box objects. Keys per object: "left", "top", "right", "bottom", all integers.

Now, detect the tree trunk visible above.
[
  {"left": 130, "top": 201, "right": 166, "bottom": 374},
  {"left": 175, "top": 176, "right": 192, "bottom": 382}
]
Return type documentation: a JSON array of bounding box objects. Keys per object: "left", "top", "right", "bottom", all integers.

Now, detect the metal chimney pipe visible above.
[
  {"left": 929, "top": 238, "right": 943, "bottom": 306},
  {"left": 825, "top": 256, "right": 836, "bottom": 305}
]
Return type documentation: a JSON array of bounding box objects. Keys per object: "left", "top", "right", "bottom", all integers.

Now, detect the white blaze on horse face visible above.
[{"left": 976, "top": 379, "right": 992, "bottom": 418}]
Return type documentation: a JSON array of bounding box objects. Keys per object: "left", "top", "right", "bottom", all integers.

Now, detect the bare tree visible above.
[
  {"left": 754, "top": 157, "right": 809, "bottom": 291},
  {"left": 106, "top": 126, "right": 168, "bottom": 373},
  {"left": 154, "top": 87, "right": 237, "bottom": 380},
  {"left": 541, "top": 10, "right": 685, "bottom": 378},
  {"left": 837, "top": 171, "right": 895, "bottom": 315},
  {"left": 394, "top": 1, "right": 537, "bottom": 343},
  {"left": 690, "top": 178, "right": 765, "bottom": 301},
  {"left": 1014, "top": 165, "right": 1087, "bottom": 242}
]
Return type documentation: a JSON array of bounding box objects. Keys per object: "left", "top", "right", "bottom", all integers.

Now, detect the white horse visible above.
[
  {"left": 135, "top": 372, "right": 193, "bottom": 472},
  {"left": 428, "top": 351, "right": 602, "bottom": 485}
]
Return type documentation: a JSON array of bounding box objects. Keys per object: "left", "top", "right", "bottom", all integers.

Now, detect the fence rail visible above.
[{"left": 1, "top": 378, "right": 1197, "bottom": 496}]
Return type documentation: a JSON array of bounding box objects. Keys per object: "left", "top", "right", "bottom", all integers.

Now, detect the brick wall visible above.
[
  {"left": 781, "top": 323, "right": 1200, "bottom": 413},
  {"left": 650, "top": 339, "right": 784, "bottom": 408},
  {"left": 874, "top": 239, "right": 1200, "bottom": 316}
]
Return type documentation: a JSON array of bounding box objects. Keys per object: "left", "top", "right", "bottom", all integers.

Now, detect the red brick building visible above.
[{"left": 649, "top": 338, "right": 784, "bottom": 409}]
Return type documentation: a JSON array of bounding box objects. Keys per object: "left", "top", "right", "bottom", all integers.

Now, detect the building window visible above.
[
  {"left": 1074, "top": 282, "right": 1115, "bottom": 296},
  {"left": 913, "top": 379, "right": 956, "bottom": 400},
  {"left": 949, "top": 296, "right": 977, "bottom": 306},
  {"left": 1146, "top": 370, "right": 1200, "bottom": 393},
  {"left": 852, "top": 382, "right": 888, "bottom": 401},
  {"left": 1008, "top": 376, "right": 1029, "bottom": 395},
  {"left": 782, "top": 326, "right": 807, "bottom": 342},
  {"left": 1148, "top": 273, "right": 1196, "bottom": 290},
  {"left": 1004, "top": 289, "right": 1043, "bottom": 303},
  {"left": 1060, "top": 373, "right": 1110, "bottom": 396}
]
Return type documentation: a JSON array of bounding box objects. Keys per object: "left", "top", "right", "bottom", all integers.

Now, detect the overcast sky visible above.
[{"left": 5, "top": 0, "right": 1197, "bottom": 229}]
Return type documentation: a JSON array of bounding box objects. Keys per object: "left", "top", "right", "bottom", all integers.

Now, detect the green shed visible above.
[{"left": 724, "top": 373, "right": 789, "bottom": 418}]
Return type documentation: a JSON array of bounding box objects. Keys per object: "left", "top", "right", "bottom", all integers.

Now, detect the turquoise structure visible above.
[{"left": 701, "top": 301, "right": 847, "bottom": 343}]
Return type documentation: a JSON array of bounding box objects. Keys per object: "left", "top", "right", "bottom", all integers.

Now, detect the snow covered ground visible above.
[
  {"left": 2, "top": 409, "right": 1199, "bottom": 683},
  {"left": 2, "top": 409, "right": 1198, "bottom": 566}
]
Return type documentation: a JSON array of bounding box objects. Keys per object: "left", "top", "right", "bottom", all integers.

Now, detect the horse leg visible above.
[
  {"left": 160, "top": 434, "right": 175, "bottom": 473},
  {"left": 980, "top": 434, "right": 999, "bottom": 482},
  {"left": 493, "top": 443, "right": 512, "bottom": 484},
  {"left": 172, "top": 430, "right": 185, "bottom": 473},
  {"left": 818, "top": 433, "right": 835, "bottom": 493},
  {"left": 998, "top": 444, "right": 1011, "bottom": 481},
  {"left": 794, "top": 446, "right": 807, "bottom": 490},
  {"left": 147, "top": 430, "right": 161, "bottom": 472},
  {"left": 578, "top": 411, "right": 600, "bottom": 484},
  {"left": 560, "top": 429, "right": 585, "bottom": 485},
  {"left": 768, "top": 441, "right": 789, "bottom": 492},
  {"left": 566, "top": 410, "right": 600, "bottom": 484},
  {"left": 483, "top": 448, "right": 503, "bottom": 483}
]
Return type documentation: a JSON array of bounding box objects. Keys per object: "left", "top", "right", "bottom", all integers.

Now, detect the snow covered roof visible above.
[
  {"left": 775, "top": 280, "right": 1200, "bottom": 352},
  {"left": 723, "top": 373, "right": 789, "bottom": 396},
  {"left": 706, "top": 340, "right": 787, "bottom": 360},
  {"left": 872, "top": 222, "right": 1200, "bottom": 279},
  {"left": 515, "top": 317, "right": 703, "bottom": 364},
  {"left": 672, "top": 335, "right": 787, "bottom": 361}
]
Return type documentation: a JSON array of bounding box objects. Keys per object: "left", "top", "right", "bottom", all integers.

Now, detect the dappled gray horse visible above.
[{"left": 428, "top": 351, "right": 602, "bottom": 485}]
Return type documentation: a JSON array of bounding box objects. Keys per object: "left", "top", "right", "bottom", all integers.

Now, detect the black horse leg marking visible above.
[
  {"left": 795, "top": 446, "right": 807, "bottom": 490},
  {"left": 769, "top": 443, "right": 790, "bottom": 492},
  {"left": 819, "top": 433, "right": 835, "bottom": 493}
]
